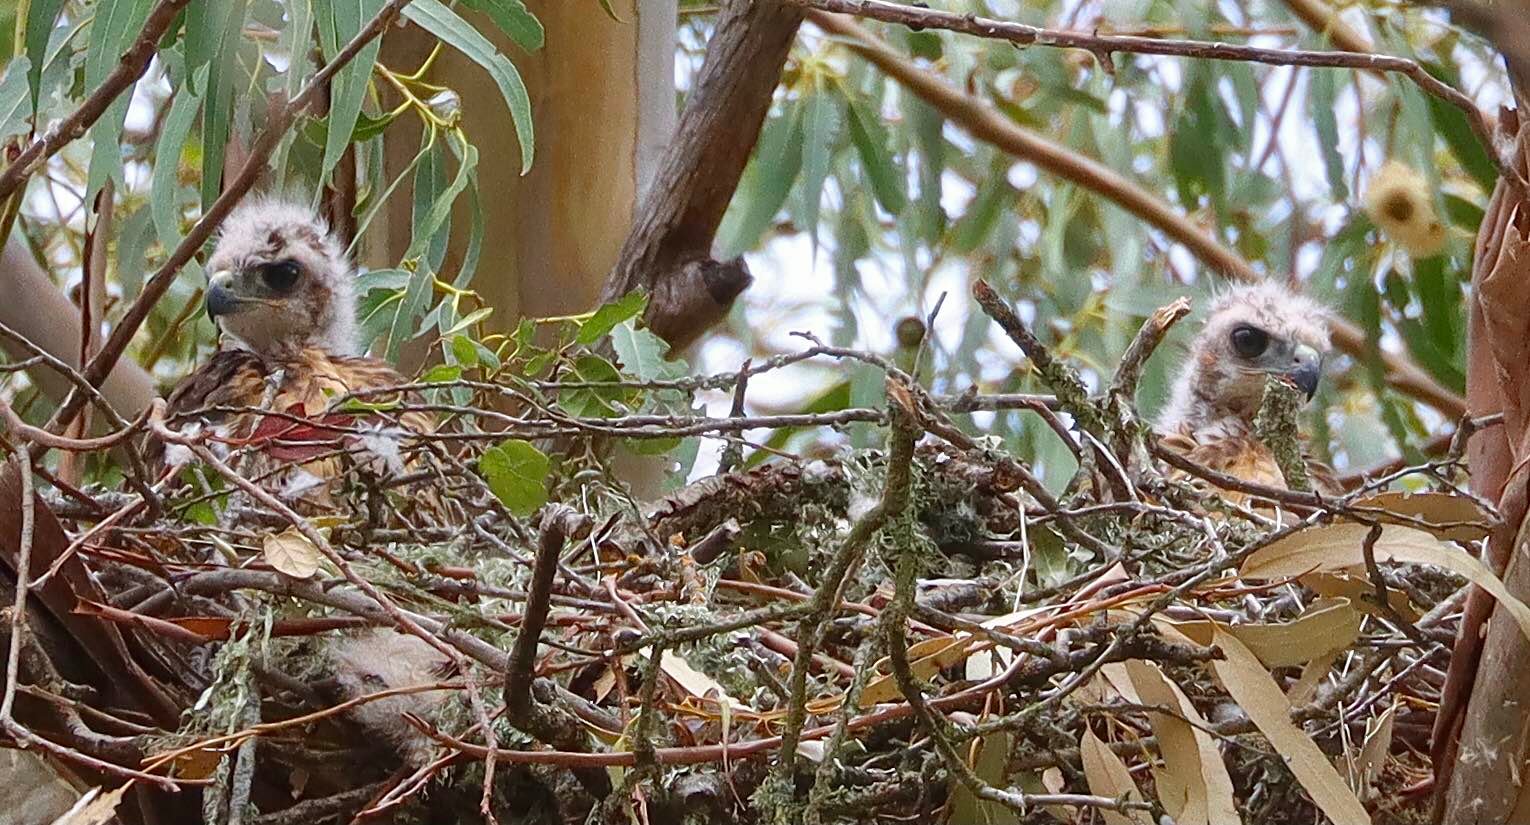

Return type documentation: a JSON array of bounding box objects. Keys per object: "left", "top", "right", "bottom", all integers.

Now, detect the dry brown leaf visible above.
[
  {"left": 1240, "top": 523, "right": 1530, "bottom": 642},
  {"left": 1211, "top": 627, "right": 1370, "bottom": 824},
  {"left": 1287, "top": 648, "right": 1339, "bottom": 705},
  {"left": 1155, "top": 599, "right": 1361, "bottom": 668},
  {"left": 1305, "top": 572, "right": 1420, "bottom": 621},
  {"left": 1347, "top": 490, "right": 1494, "bottom": 542},
  {"left": 659, "top": 650, "right": 746, "bottom": 710},
  {"left": 48, "top": 786, "right": 126, "bottom": 825},
  {"left": 1081, "top": 729, "right": 1153, "bottom": 825},
  {"left": 1125, "top": 659, "right": 1239, "bottom": 825},
  {"left": 263, "top": 529, "right": 321, "bottom": 579},
  {"left": 1352, "top": 700, "right": 1396, "bottom": 801},
  {"left": 1229, "top": 598, "right": 1362, "bottom": 668}
]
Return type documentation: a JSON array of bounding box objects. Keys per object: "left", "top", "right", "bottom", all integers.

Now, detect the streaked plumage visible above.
[
  {"left": 158, "top": 198, "right": 427, "bottom": 505},
  {"left": 1156, "top": 281, "right": 1340, "bottom": 499}
]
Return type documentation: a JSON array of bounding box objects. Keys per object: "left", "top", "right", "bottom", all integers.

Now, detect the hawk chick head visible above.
[
  {"left": 203, "top": 198, "right": 357, "bottom": 357},
  {"left": 1158, "top": 281, "right": 1331, "bottom": 438}
]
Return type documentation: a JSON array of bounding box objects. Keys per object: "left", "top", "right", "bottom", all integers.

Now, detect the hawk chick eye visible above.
[
  {"left": 1229, "top": 325, "right": 1269, "bottom": 358},
  {"left": 259, "top": 260, "right": 302, "bottom": 292}
]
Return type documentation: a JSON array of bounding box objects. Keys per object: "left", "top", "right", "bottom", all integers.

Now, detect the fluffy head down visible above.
[
  {"left": 329, "top": 629, "right": 453, "bottom": 766},
  {"left": 204, "top": 198, "right": 358, "bottom": 357},
  {"left": 1157, "top": 281, "right": 1332, "bottom": 438}
]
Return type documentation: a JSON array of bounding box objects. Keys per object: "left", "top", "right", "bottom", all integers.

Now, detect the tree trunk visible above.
[
  {"left": 1437, "top": 122, "right": 1530, "bottom": 822},
  {"left": 364, "top": 0, "right": 677, "bottom": 358}
]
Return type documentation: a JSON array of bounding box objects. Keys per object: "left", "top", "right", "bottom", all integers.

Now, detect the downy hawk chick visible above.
[
  {"left": 158, "top": 198, "right": 451, "bottom": 763},
  {"left": 1156, "top": 281, "right": 1340, "bottom": 497},
  {"left": 158, "top": 197, "right": 429, "bottom": 504}
]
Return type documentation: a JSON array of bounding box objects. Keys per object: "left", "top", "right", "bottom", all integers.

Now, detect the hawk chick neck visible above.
[
  {"left": 206, "top": 198, "right": 359, "bottom": 358},
  {"left": 1157, "top": 281, "right": 1331, "bottom": 439}
]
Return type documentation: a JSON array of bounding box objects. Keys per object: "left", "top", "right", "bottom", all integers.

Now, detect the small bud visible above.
[
  {"left": 426, "top": 89, "right": 462, "bottom": 127},
  {"left": 894, "top": 316, "right": 926, "bottom": 349}
]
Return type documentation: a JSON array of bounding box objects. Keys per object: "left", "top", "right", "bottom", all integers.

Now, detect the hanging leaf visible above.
[
  {"left": 480, "top": 439, "right": 549, "bottom": 516},
  {"left": 404, "top": 0, "right": 535, "bottom": 172}
]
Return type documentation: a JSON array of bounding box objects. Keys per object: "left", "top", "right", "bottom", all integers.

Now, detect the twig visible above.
[
  {"left": 789, "top": 0, "right": 1514, "bottom": 187},
  {"left": 808, "top": 10, "right": 1466, "bottom": 418}
]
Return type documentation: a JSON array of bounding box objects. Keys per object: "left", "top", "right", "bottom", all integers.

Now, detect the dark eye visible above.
[
  {"left": 1229, "top": 325, "right": 1269, "bottom": 358},
  {"left": 260, "top": 260, "right": 301, "bottom": 292}
]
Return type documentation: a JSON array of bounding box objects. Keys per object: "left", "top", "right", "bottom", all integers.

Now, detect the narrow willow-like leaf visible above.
[
  {"left": 317, "top": 0, "right": 385, "bottom": 184},
  {"left": 23, "top": 0, "right": 63, "bottom": 115},
  {"left": 1308, "top": 69, "right": 1348, "bottom": 202},
  {"left": 151, "top": 66, "right": 207, "bottom": 280},
  {"left": 0, "top": 57, "right": 33, "bottom": 142},
  {"left": 460, "top": 0, "right": 544, "bottom": 52},
  {"left": 185, "top": 0, "right": 250, "bottom": 210},
  {"left": 84, "top": 0, "right": 153, "bottom": 200},
  {"left": 843, "top": 91, "right": 905, "bottom": 215},
  {"left": 403, "top": 0, "right": 535, "bottom": 172}
]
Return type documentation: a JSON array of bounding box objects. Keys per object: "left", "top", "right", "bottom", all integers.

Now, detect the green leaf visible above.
[
  {"left": 358, "top": 268, "right": 412, "bottom": 291},
  {"left": 404, "top": 0, "right": 535, "bottom": 172},
  {"left": 718, "top": 103, "right": 805, "bottom": 256},
  {"left": 1424, "top": 61, "right": 1497, "bottom": 192},
  {"left": 22, "top": 0, "right": 62, "bottom": 115},
  {"left": 459, "top": 0, "right": 544, "bottom": 52},
  {"left": 479, "top": 439, "right": 549, "bottom": 517},
  {"left": 0, "top": 57, "right": 33, "bottom": 142},
  {"left": 558, "top": 355, "right": 632, "bottom": 418},
  {"left": 185, "top": 0, "right": 250, "bottom": 210},
  {"left": 84, "top": 0, "right": 155, "bottom": 199},
  {"left": 450, "top": 334, "right": 480, "bottom": 368},
  {"left": 798, "top": 88, "right": 841, "bottom": 242},
  {"left": 610, "top": 322, "right": 687, "bottom": 382},
  {"left": 576, "top": 291, "right": 648, "bottom": 345},
  {"left": 421, "top": 363, "right": 463, "bottom": 383},
  {"left": 844, "top": 92, "right": 905, "bottom": 215},
  {"left": 443, "top": 306, "right": 493, "bottom": 335},
  {"left": 317, "top": 0, "right": 385, "bottom": 183},
  {"left": 408, "top": 136, "right": 478, "bottom": 263},
  {"left": 151, "top": 67, "right": 206, "bottom": 275},
  {"left": 950, "top": 157, "right": 1011, "bottom": 254},
  {"left": 1308, "top": 68, "right": 1349, "bottom": 202}
]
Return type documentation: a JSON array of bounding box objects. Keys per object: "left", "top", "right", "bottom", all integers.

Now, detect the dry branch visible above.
[{"left": 601, "top": 0, "right": 804, "bottom": 350}]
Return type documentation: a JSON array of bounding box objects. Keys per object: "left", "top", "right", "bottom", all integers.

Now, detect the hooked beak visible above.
[
  {"left": 205, "top": 270, "right": 244, "bottom": 318},
  {"left": 1285, "top": 344, "right": 1322, "bottom": 400}
]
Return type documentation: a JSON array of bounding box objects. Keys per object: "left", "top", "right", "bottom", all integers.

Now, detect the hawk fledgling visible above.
[
  {"left": 159, "top": 198, "right": 427, "bottom": 503},
  {"left": 1156, "top": 281, "right": 1339, "bottom": 496}
]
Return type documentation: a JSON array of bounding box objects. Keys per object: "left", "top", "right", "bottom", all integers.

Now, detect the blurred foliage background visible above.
[{"left": 0, "top": 0, "right": 1508, "bottom": 492}]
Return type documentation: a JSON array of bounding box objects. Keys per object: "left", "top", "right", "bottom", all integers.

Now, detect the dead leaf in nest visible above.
[
  {"left": 1350, "top": 699, "right": 1396, "bottom": 801},
  {"left": 1241, "top": 523, "right": 1530, "bottom": 643},
  {"left": 1211, "top": 627, "right": 1371, "bottom": 825},
  {"left": 1346, "top": 490, "right": 1494, "bottom": 542},
  {"left": 1305, "top": 572, "right": 1420, "bottom": 621},
  {"left": 1125, "top": 659, "right": 1238, "bottom": 825},
  {"left": 1154, "top": 599, "right": 1362, "bottom": 669},
  {"left": 263, "top": 529, "right": 321, "bottom": 579},
  {"left": 48, "top": 785, "right": 126, "bottom": 825},
  {"left": 859, "top": 605, "right": 1052, "bottom": 705},
  {"left": 659, "top": 650, "right": 746, "bottom": 711},
  {"left": 1081, "top": 728, "right": 1152, "bottom": 825}
]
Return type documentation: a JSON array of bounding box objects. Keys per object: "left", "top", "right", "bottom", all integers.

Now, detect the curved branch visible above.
[{"left": 808, "top": 10, "right": 1466, "bottom": 418}]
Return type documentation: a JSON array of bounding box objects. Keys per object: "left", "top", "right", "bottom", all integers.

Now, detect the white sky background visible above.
[{"left": 678, "top": 2, "right": 1508, "bottom": 478}]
